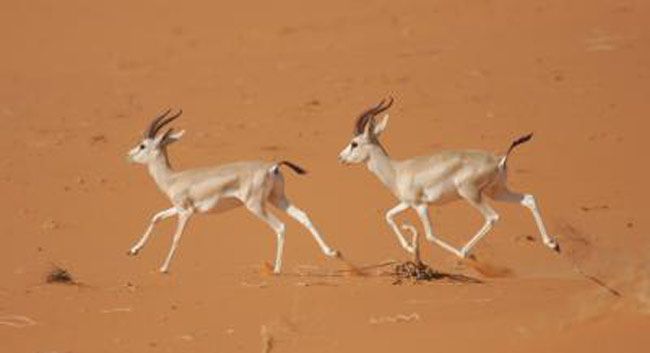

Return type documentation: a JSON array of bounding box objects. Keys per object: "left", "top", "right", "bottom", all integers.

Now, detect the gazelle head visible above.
[
  {"left": 338, "top": 97, "right": 393, "bottom": 164},
  {"left": 128, "top": 109, "right": 186, "bottom": 164}
]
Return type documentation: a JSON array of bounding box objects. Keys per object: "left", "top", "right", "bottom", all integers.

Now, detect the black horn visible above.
[
  {"left": 145, "top": 109, "right": 183, "bottom": 138},
  {"left": 353, "top": 97, "right": 394, "bottom": 135}
]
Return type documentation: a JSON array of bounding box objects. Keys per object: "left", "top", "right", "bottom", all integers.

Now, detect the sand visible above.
[{"left": 1, "top": 0, "right": 649, "bottom": 352}]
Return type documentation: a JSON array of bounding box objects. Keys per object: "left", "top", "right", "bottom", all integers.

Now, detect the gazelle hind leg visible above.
[
  {"left": 458, "top": 186, "right": 499, "bottom": 258},
  {"left": 488, "top": 188, "right": 559, "bottom": 252},
  {"left": 268, "top": 174, "right": 338, "bottom": 257},
  {"left": 246, "top": 202, "right": 286, "bottom": 274},
  {"left": 270, "top": 194, "right": 339, "bottom": 257}
]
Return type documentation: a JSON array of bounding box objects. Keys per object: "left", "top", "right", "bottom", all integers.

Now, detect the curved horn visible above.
[
  {"left": 145, "top": 109, "right": 183, "bottom": 138},
  {"left": 354, "top": 99, "right": 384, "bottom": 135},
  {"left": 353, "top": 97, "right": 394, "bottom": 135},
  {"left": 373, "top": 96, "right": 393, "bottom": 116},
  {"left": 145, "top": 108, "right": 171, "bottom": 138},
  {"left": 159, "top": 127, "right": 175, "bottom": 147},
  {"left": 153, "top": 109, "right": 183, "bottom": 137}
]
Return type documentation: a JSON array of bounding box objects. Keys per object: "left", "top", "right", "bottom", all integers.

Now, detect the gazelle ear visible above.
[
  {"left": 157, "top": 129, "right": 186, "bottom": 147},
  {"left": 168, "top": 129, "right": 185, "bottom": 140},
  {"left": 372, "top": 114, "right": 389, "bottom": 136}
]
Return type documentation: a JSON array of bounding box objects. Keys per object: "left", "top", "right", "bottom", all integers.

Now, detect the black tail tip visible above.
[
  {"left": 516, "top": 133, "right": 534, "bottom": 145},
  {"left": 279, "top": 161, "right": 307, "bottom": 175}
]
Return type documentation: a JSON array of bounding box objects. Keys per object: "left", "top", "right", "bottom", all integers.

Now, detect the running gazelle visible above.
[
  {"left": 127, "top": 109, "right": 339, "bottom": 273},
  {"left": 338, "top": 98, "right": 560, "bottom": 259}
]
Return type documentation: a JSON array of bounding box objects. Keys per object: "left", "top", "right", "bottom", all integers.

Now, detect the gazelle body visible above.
[
  {"left": 127, "top": 109, "right": 338, "bottom": 273},
  {"left": 338, "top": 98, "right": 559, "bottom": 259}
]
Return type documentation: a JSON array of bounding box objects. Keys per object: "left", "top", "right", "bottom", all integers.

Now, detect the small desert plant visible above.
[
  {"left": 393, "top": 261, "right": 482, "bottom": 285},
  {"left": 46, "top": 266, "right": 76, "bottom": 285}
]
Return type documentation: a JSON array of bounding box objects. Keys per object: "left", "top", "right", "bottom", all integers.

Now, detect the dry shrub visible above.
[
  {"left": 45, "top": 266, "right": 76, "bottom": 285},
  {"left": 393, "top": 261, "right": 481, "bottom": 285}
]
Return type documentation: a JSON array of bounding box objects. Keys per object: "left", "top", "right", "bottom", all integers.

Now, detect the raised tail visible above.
[
  {"left": 276, "top": 160, "right": 307, "bottom": 175},
  {"left": 499, "top": 133, "right": 533, "bottom": 169}
]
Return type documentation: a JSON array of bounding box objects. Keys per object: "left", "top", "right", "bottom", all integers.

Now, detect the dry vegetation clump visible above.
[
  {"left": 45, "top": 266, "right": 77, "bottom": 285},
  {"left": 392, "top": 261, "right": 482, "bottom": 285},
  {"left": 394, "top": 261, "right": 442, "bottom": 281}
]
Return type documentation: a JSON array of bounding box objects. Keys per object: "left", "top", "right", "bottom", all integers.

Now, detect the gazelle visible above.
[
  {"left": 338, "top": 98, "right": 559, "bottom": 260},
  {"left": 126, "top": 109, "right": 339, "bottom": 273}
]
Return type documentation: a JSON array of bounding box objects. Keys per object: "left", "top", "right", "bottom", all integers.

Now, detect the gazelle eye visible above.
[
  {"left": 351, "top": 142, "right": 358, "bottom": 149},
  {"left": 139, "top": 144, "right": 145, "bottom": 150}
]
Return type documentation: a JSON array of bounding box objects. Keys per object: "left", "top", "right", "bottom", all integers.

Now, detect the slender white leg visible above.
[
  {"left": 414, "top": 204, "right": 464, "bottom": 257},
  {"left": 385, "top": 202, "right": 416, "bottom": 253},
  {"left": 521, "top": 194, "right": 558, "bottom": 250},
  {"left": 129, "top": 207, "right": 177, "bottom": 255},
  {"left": 400, "top": 222, "right": 422, "bottom": 263},
  {"left": 247, "top": 205, "right": 286, "bottom": 274},
  {"left": 458, "top": 200, "right": 499, "bottom": 258},
  {"left": 491, "top": 190, "right": 559, "bottom": 251},
  {"left": 159, "top": 209, "right": 192, "bottom": 273},
  {"left": 272, "top": 198, "right": 338, "bottom": 257}
]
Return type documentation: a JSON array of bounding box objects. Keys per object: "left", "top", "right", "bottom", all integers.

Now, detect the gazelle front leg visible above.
[
  {"left": 128, "top": 207, "right": 178, "bottom": 255},
  {"left": 159, "top": 208, "right": 193, "bottom": 273},
  {"left": 457, "top": 186, "right": 499, "bottom": 258},
  {"left": 385, "top": 202, "right": 416, "bottom": 254},
  {"left": 414, "top": 204, "right": 464, "bottom": 257}
]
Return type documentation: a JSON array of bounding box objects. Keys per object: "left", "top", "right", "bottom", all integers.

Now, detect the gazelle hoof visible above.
[
  {"left": 459, "top": 248, "right": 470, "bottom": 259},
  {"left": 550, "top": 242, "right": 561, "bottom": 253},
  {"left": 402, "top": 244, "right": 416, "bottom": 254},
  {"left": 127, "top": 248, "right": 139, "bottom": 256},
  {"left": 159, "top": 267, "right": 169, "bottom": 274},
  {"left": 545, "top": 239, "right": 561, "bottom": 253},
  {"left": 326, "top": 249, "right": 341, "bottom": 258}
]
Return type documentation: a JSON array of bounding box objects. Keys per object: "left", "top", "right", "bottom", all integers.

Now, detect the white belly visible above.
[
  {"left": 194, "top": 196, "right": 242, "bottom": 214},
  {"left": 422, "top": 184, "right": 460, "bottom": 205}
]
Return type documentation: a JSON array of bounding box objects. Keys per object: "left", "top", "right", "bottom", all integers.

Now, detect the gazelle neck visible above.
[
  {"left": 147, "top": 151, "right": 174, "bottom": 192},
  {"left": 366, "top": 144, "right": 397, "bottom": 193}
]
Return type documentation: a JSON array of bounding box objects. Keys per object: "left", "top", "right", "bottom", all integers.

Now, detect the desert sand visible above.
[{"left": 1, "top": 0, "right": 649, "bottom": 352}]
